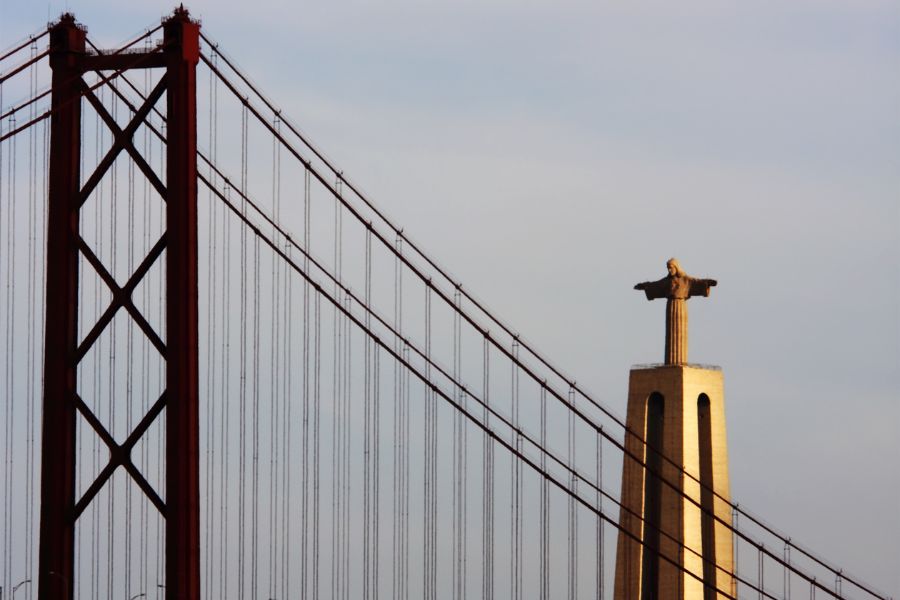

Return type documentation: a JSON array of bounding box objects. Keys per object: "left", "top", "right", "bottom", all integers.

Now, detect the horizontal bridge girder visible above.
[{"left": 81, "top": 51, "right": 166, "bottom": 71}]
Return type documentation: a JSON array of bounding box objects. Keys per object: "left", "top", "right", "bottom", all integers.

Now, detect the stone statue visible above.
[{"left": 634, "top": 258, "right": 717, "bottom": 365}]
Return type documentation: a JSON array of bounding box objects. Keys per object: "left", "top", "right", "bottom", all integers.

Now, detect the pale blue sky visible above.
[{"left": 2, "top": 0, "right": 899, "bottom": 595}]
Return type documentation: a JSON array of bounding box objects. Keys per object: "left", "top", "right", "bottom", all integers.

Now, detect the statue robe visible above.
[{"left": 635, "top": 274, "right": 717, "bottom": 364}]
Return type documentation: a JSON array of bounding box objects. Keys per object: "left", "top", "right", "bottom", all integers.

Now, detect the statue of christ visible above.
[{"left": 634, "top": 258, "right": 717, "bottom": 365}]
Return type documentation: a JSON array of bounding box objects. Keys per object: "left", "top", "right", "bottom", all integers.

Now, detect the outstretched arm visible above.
[
  {"left": 634, "top": 277, "right": 670, "bottom": 300},
  {"left": 688, "top": 278, "right": 717, "bottom": 298}
]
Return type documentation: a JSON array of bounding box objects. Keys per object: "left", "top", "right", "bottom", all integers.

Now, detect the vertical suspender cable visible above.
[
  {"left": 309, "top": 170, "right": 321, "bottom": 600},
  {"left": 374, "top": 338, "right": 382, "bottom": 600},
  {"left": 248, "top": 194, "right": 258, "bottom": 595},
  {"left": 423, "top": 283, "right": 434, "bottom": 600},
  {"left": 25, "top": 38, "right": 38, "bottom": 590},
  {"left": 298, "top": 120, "right": 309, "bottom": 600},
  {"left": 0, "top": 79, "right": 5, "bottom": 600},
  {"left": 274, "top": 114, "right": 291, "bottom": 600},
  {"left": 341, "top": 180, "right": 352, "bottom": 600},
  {"left": 125, "top": 83, "right": 136, "bottom": 599},
  {"left": 139, "top": 67, "right": 148, "bottom": 593},
  {"left": 452, "top": 288, "right": 460, "bottom": 600},
  {"left": 4, "top": 82, "right": 17, "bottom": 599},
  {"left": 109, "top": 82, "right": 117, "bottom": 596},
  {"left": 221, "top": 177, "right": 231, "bottom": 600},
  {"left": 238, "top": 102, "right": 248, "bottom": 600},
  {"left": 363, "top": 226, "right": 372, "bottom": 600},
  {"left": 158, "top": 116, "right": 166, "bottom": 594},
  {"left": 1, "top": 77, "right": 10, "bottom": 599},
  {"left": 540, "top": 384, "right": 548, "bottom": 600},
  {"left": 568, "top": 386, "right": 578, "bottom": 600},
  {"left": 255, "top": 232, "right": 267, "bottom": 600},
  {"left": 759, "top": 545, "right": 765, "bottom": 600},
  {"left": 482, "top": 335, "right": 493, "bottom": 600},
  {"left": 371, "top": 226, "right": 381, "bottom": 600},
  {"left": 597, "top": 428, "right": 604, "bottom": 600},
  {"left": 785, "top": 541, "right": 791, "bottom": 600},
  {"left": 734, "top": 506, "right": 740, "bottom": 596},
  {"left": 330, "top": 181, "right": 339, "bottom": 600},
  {"left": 204, "top": 47, "right": 218, "bottom": 600},
  {"left": 392, "top": 235, "right": 401, "bottom": 599},
  {"left": 93, "top": 89, "right": 102, "bottom": 600},
  {"left": 140, "top": 51, "right": 148, "bottom": 597},
  {"left": 313, "top": 285, "right": 322, "bottom": 599},
  {"left": 511, "top": 339, "right": 521, "bottom": 600}
]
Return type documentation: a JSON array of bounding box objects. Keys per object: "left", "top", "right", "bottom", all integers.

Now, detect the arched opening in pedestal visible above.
[
  {"left": 641, "top": 392, "right": 665, "bottom": 600},
  {"left": 698, "top": 393, "right": 717, "bottom": 599}
]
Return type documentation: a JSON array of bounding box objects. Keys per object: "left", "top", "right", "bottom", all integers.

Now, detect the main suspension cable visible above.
[
  {"left": 202, "top": 174, "right": 790, "bottom": 600},
  {"left": 95, "top": 49, "right": 868, "bottom": 600},
  {"left": 195, "top": 39, "right": 888, "bottom": 600},
  {"left": 205, "top": 179, "right": 780, "bottom": 600}
]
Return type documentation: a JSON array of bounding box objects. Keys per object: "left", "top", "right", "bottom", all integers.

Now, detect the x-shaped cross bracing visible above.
[{"left": 69, "top": 73, "right": 172, "bottom": 522}]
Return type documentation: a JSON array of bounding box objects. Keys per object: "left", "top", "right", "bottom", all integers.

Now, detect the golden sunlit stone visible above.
[{"left": 615, "top": 260, "right": 734, "bottom": 599}]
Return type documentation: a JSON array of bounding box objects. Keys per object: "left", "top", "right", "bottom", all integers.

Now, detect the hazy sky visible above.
[{"left": 2, "top": 0, "right": 898, "bottom": 595}]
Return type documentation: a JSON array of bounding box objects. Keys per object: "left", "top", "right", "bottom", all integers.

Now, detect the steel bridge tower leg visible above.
[
  {"left": 38, "top": 15, "right": 85, "bottom": 600},
  {"left": 163, "top": 11, "right": 201, "bottom": 600},
  {"left": 38, "top": 9, "right": 201, "bottom": 600}
]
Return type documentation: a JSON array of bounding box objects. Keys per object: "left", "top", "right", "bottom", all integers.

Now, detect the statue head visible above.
[{"left": 666, "top": 258, "right": 685, "bottom": 277}]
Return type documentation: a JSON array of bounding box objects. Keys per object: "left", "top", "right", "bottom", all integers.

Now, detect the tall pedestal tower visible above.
[{"left": 614, "top": 259, "right": 735, "bottom": 600}]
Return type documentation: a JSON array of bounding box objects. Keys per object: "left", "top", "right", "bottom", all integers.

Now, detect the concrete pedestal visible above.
[{"left": 613, "top": 365, "right": 734, "bottom": 600}]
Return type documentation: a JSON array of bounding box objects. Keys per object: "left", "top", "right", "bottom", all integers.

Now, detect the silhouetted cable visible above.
[
  {"left": 222, "top": 178, "right": 232, "bottom": 600},
  {"left": 596, "top": 429, "right": 604, "bottom": 600},
  {"left": 72, "top": 39, "right": 880, "bottom": 596},
  {"left": 278, "top": 116, "right": 292, "bottom": 600},
  {"left": 174, "top": 65, "right": 834, "bottom": 600},
  {"left": 201, "top": 176, "right": 780, "bottom": 600},
  {"left": 298, "top": 119, "right": 310, "bottom": 600},
  {"left": 0, "top": 48, "right": 49, "bottom": 86},
  {"left": 203, "top": 181, "right": 776, "bottom": 600},
  {"left": 199, "top": 166, "right": 788, "bottom": 600},
  {"left": 568, "top": 386, "right": 578, "bottom": 600},
  {"left": 0, "top": 27, "right": 48, "bottom": 64},
  {"left": 25, "top": 47, "right": 41, "bottom": 588},
  {"left": 392, "top": 234, "right": 402, "bottom": 599},
  {"left": 203, "top": 45, "right": 219, "bottom": 600},
  {"left": 248, "top": 183, "right": 260, "bottom": 600},
  {"left": 313, "top": 288, "right": 322, "bottom": 599},
  {"left": 424, "top": 284, "right": 435, "bottom": 600},
  {"left": 139, "top": 56, "right": 150, "bottom": 597},
  {"left": 196, "top": 42, "right": 891, "bottom": 600},
  {"left": 238, "top": 101, "right": 249, "bottom": 600},
  {"left": 125, "top": 75, "right": 136, "bottom": 599},
  {"left": 539, "top": 384, "right": 549, "bottom": 600},
  {"left": 482, "top": 335, "right": 494, "bottom": 600},
  {"left": 93, "top": 91, "right": 102, "bottom": 599},
  {"left": 364, "top": 226, "right": 372, "bottom": 600},
  {"left": 0, "top": 33, "right": 167, "bottom": 144},
  {"left": 1, "top": 79, "right": 13, "bottom": 597},
  {"left": 253, "top": 233, "right": 265, "bottom": 600},
  {"left": 108, "top": 81, "right": 119, "bottom": 598},
  {"left": 511, "top": 339, "right": 522, "bottom": 600}
]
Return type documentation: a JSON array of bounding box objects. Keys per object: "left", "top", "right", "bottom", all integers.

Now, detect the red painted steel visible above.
[
  {"left": 38, "top": 9, "right": 202, "bottom": 600},
  {"left": 38, "top": 14, "right": 85, "bottom": 600},
  {"left": 163, "top": 8, "right": 201, "bottom": 600}
]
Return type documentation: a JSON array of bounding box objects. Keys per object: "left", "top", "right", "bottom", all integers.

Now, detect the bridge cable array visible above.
[
  {"left": 197, "top": 29, "right": 894, "bottom": 600},
  {"left": 0, "top": 21, "right": 893, "bottom": 600},
  {"left": 196, "top": 39, "right": 883, "bottom": 600}
]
